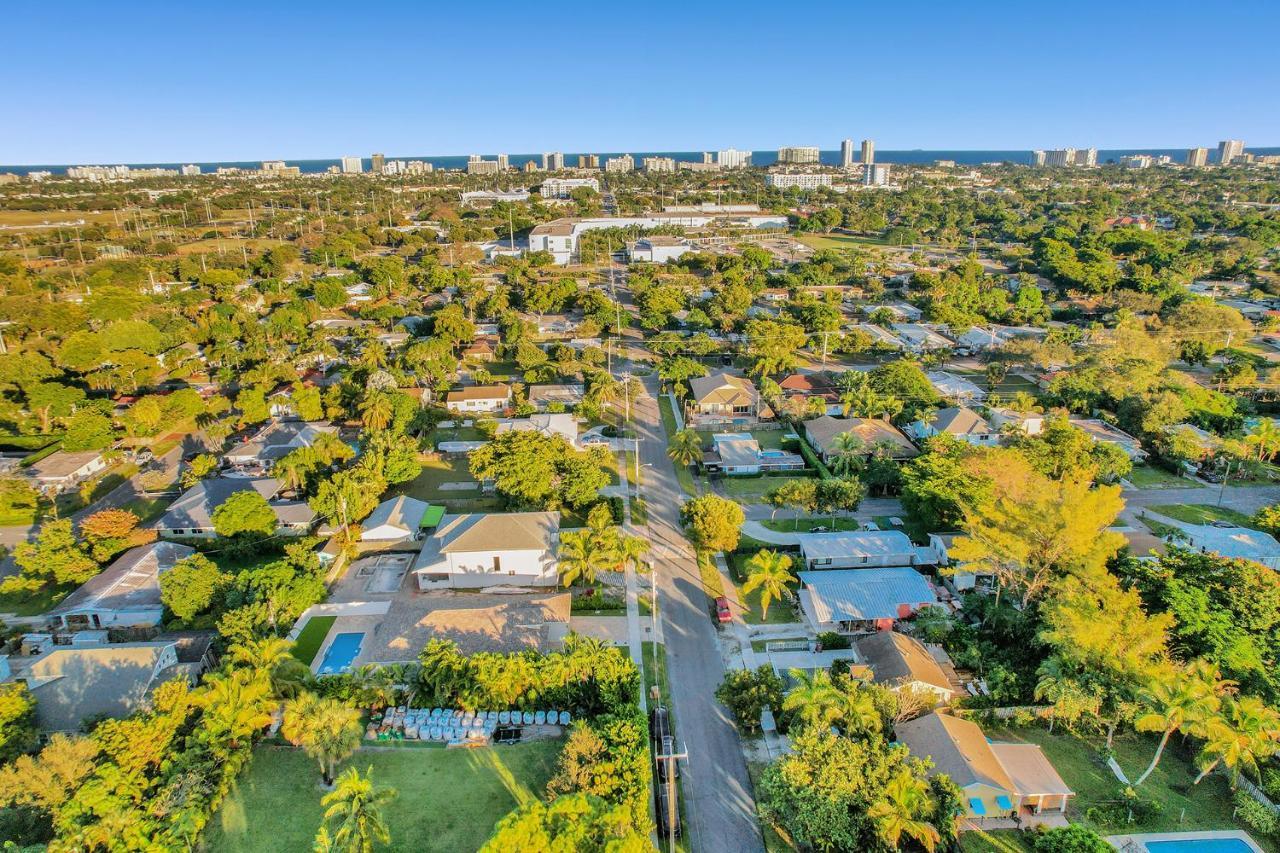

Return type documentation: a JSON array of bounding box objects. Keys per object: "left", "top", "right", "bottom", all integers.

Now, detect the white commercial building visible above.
[
  {"left": 627, "top": 236, "right": 694, "bottom": 264},
  {"left": 1218, "top": 139, "right": 1245, "bottom": 165},
  {"left": 340, "top": 156, "right": 363, "bottom": 174},
  {"left": 180, "top": 164, "right": 201, "bottom": 176},
  {"left": 540, "top": 177, "right": 599, "bottom": 198},
  {"left": 542, "top": 152, "right": 565, "bottom": 171},
  {"left": 841, "top": 139, "right": 855, "bottom": 168},
  {"left": 605, "top": 154, "right": 634, "bottom": 173},
  {"left": 642, "top": 156, "right": 676, "bottom": 173},
  {"left": 864, "top": 164, "right": 891, "bottom": 186},
  {"left": 766, "top": 172, "right": 835, "bottom": 189},
  {"left": 717, "top": 148, "right": 752, "bottom": 168}
]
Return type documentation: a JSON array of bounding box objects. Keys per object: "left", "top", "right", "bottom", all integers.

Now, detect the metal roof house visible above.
[
  {"left": 154, "top": 478, "right": 316, "bottom": 539},
  {"left": 413, "top": 511, "right": 560, "bottom": 590},
  {"left": 797, "top": 567, "right": 939, "bottom": 634},
  {"left": 797, "top": 529, "right": 928, "bottom": 570},
  {"left": 48, "top": 542, "right": 196, "bottom": 630},
  {"left": 361, "top": 496, "right": 430, "bottom": 542},
  {"left": 1180, "top": 524, "right": 1280, "bottom": 569}
]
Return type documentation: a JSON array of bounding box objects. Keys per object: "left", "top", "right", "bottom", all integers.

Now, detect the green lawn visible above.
[
  {"left": 291, "top": 615, "right": 336, "bottom": 666},
  {"left": 987, "top": 726, "right": 1268, "bottom": 844},
  {"left": 718, "top": 475, "right": 815, "bottom": 501},
  {"left": 957, "top": 829, "right": 1034, "bottom": 852},
  {"left": 387, "top": 456, "right": 501, "bottom": 513},
  {"left": 119, "top": 496, "right": 174, "bottom": 524},
  {"left": 697, "top": 551, "right": 726, "bottom": 600},
  {"left": 1147, "top": 503, "right": 1253, "bottom": 526},
  {"left": 728, "top": 552, "right": 802, "bottom": 625},
  {"left": 427, "top": 425, "right": 487, "bottom": 446},
  {"left": 1126, "top": 464, "right": 1194, "bottom": 489},
  {"left": 658, "top": 394, "right": 680, "bottom": 440},
  {"left": 795, "top": 232, "right": 888, "bottom": 251},
  {"left": 760, "top": 516, "right": 862, "bottom": 533},
  {"left": 630, "top": 496, "right": 649, "bottom": 526},
  {"left": 0, "top": 509, "right": 37, "bottom": 526},
  {"left": 642, "top": 640, "right": 671, "bottom": 710},
  {"left": 206, "top": 741, "right": 562, "bottom": 853}
]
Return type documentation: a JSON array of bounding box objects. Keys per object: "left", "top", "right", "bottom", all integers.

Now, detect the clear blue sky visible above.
[{"left": 4, "top": 0, "right": 1278, "bottom": 165}]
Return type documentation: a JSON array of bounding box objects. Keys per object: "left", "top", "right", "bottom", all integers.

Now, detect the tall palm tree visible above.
[
  {"left": 1133, "top": 660, "right": 1222, "bottom": 785},
  {"left": 1194, "top": 695, "right": 1280, "bottom": 786},
  {"left": 867, "top": 771, "right": 941, "bottom": 853},
  {"left": 614, "top": 534, "right": 651, "bottom": 575},
  {"left": 229, "top": 636, "right": 311, "bottom": 698},
  {"left": 839, "top": 685, "right": 884, "bottom": 739},
  {"left": 1245, "top": 418, "right": 1280, "bottom": 462},
  {"left": 282, "top": 692, "right": 364, "bottom": 786},
  {"left": 556, "top": 529, "right": 602, "bottom": 587},
  {"left": 742, "top": 550, "right": 797, "bottom": 620},
  {"left": 360, "top": 391, "right": 393, "bottom": 431},
  {"left": 668, "top": 428, "right": 703, "bottom": 468},
  {"left": 782, "top": 669, "right": 845, "bottom": 730},
  {"left": 320, "top": 766, "right": 396, "bottom": 853}
]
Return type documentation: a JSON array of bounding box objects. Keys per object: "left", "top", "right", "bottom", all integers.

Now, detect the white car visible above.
[{"left": 580, "top": 434, "right": 611, "bottom": 446}]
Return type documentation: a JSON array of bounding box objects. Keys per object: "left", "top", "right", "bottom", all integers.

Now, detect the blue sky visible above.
[{"left": 3, "top": 0, "right": 1277, "bottom": 164}]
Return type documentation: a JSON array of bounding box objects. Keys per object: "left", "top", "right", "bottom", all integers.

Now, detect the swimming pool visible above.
[
  {"left": 1146, "top": 840, "right": 1254, "bottom": 853},
  {"left": 317, "top": 632, "right": 364, "bottom": 674}
]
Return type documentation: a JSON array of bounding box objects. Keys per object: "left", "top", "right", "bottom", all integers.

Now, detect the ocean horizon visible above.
[{"left": 6, "top": 148, "right": 1280, "bottom": 175}]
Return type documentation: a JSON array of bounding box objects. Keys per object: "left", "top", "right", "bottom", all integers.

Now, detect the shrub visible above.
[
  {"left": 1031, "top": 824, "right": 1111, "bottom": 853},
  {"left": 1235, "top": 790, "right": 1279, "bottom": 837},
  {"left": 816, "top": 631, "right": 850, "bottom": 650}
]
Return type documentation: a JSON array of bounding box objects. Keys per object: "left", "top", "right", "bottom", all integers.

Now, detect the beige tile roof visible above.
[
  {"left": 856, "top": 631, "right": 954, "bottom": 694},
  {"left": 895, "top": 712, "right": 1015, "bottom": 792},
  {"left": 689, "top": 372, "right": 757, "bottom": 407},
  {"left": 446, "top": 384, "right": 511, "bottom": 402},
  {"left": 804, "top": 415, "right": 917, "bottom": 458}
]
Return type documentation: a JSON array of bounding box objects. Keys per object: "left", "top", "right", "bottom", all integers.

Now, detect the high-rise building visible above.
[
  {"left": 340, "top": 156, "right": 363, "bottom": 174},
  {"left": 864, "top": 164, "right": 890, "bottom": 186},
  {"left": 860, "top": 139, "right": 875, "bottom": 165},
  {"left": 542, "top": 152, "right": 565, "bottom": 171},
  {"left": 180, "top": 164, "right": 201, "bottom": 176},
  {"left": 1074, "top": 148, "right": 1097, "bottom": 167},
  {"left": 523, "top": 160, "right": 541, "bottom": 173},
  {"left": 778, "top": 146, "right": 820, "bottom": 164},
  {"left": 840, "top": 139, "right": 854, "bottom": 168},
  {"left": 702, "top": 152, "right": 714, "bottom": 164},
  {"left": 578, "top": 154, "right": 599, "bottom": 169},
  {"left": 540, "top": 178, "right": 600, "bottom": 198},
  {"left": 605, "top": 154, "right": 635, "bottom": 173},
  {"left": 1186, "top": 147, "right": 1209, "bottom": 167},
  {"left": 1042, "top": 149, "right": 1076, "bottom": 168},
  {"left": 261, "top": 161, "right": 300, "bottom": 175},
  {"left": 766, "top": 172, "right": 834, "bottom": 189},
  {"left": 496, "top": 154, "right": 509, "bottom": 171},
  {"left": 371, "top": 153, "right": 385, "bottom": 174},
  {"left": 642, "top": 156, "right": 676, "bottom": 173},
  {"left": 1217, "top": 140, "right": 1245, "bottom": 165},
  {"left": 717, "top": 148, "right": 751, "bottom": 168},
  {"left": 1120, "top": 154, "right": 1153, "bottom": 169},
  {"left": 466, "top": 157, "right": 499, "bottom": 175},
  {"left": 1032, "top": 150, "right": 1047, "bottom": 167}
]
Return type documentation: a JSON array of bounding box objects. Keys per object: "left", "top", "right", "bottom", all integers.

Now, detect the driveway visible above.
[{"left": 633, "top": 377, "right": 765, "bottom": 853}]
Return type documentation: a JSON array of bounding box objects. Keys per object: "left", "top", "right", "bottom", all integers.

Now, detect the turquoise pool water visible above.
[
  {"left": 1147, "top": 839, "right": 1253, "bottom": 853},
  {"left": 317, "top": 632, "right": 364, "bottom": 674}
]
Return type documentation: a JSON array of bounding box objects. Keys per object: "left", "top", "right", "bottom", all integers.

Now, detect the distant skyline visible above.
[{"left": 3, "top": 0, "right": 1278, "bottom": 165}]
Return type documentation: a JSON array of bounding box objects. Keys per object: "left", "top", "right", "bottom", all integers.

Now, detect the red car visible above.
[{"left": 714, "top": 597, "right": 732, "bottom": 624}]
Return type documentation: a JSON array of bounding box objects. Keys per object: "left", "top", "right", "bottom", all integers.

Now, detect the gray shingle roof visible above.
[
  {"left": 50, "top": 542, "right": 196, "bottom": 616},
  {"left": 435, "top": 512, "right": 560, "bottom": 554}
]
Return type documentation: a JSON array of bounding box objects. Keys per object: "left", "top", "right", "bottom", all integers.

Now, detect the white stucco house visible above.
[
  {"left": 445, "top": 384, "right": 512, "bottom": 414},
  {"left": 412, "top": 511, "right": 560, "bottom": 589}
]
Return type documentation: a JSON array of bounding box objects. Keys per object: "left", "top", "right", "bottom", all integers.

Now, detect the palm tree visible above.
[
  {"left": 360, "top": 391, "right": 393, "bottom": 431},
  {"left": 1244, "top": 418, "right": 1280, "bottom": 462},
  {"left": 839, "top": 685, "right": 884, "bottom": 739},
  {"left": 828, "top": 431, "right": 865, "bottom": 478},
  {"left": 668, "top": 428, "right": 702, "bottom": 468},
  {"left": 556, "top": 529, "right": 602, "bottom": 587},
  {"left": 229, "top": 636, "right": 312, "bottom": 698},
  {"left": 614, "top": 534, "right": 650, "bottom": 575},
  {"left": 1133, "top": 660, "right": 1222, "bottom": 785},
  {"left": 782, "top": 669, "right": 845, "bottom": 730},
  {"left": 282, "top": 692, "right": 364, "bottom": 786},
  {"left": 197, "top": 669, "right": 274, "bottom": 754},
  {"left": 320, "top": 766, "right": 395, "bottom": 853},
  {"left": 867, "top": 771, "right": 941, "bottom": 853},
  {"left": 741, "top": 550, "right": 797, "bottom": 620},
  {"left": 1194, "top": 695, "right": 1280, "bottom": 786}
]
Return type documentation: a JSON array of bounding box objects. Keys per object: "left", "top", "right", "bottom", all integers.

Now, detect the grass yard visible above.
[
  {"left": 795, "top": 232, "right": 888, "bottom": 251},
  {"left": 697, "top": 551, "right": 726, "bottom": 600},
  {"left": 0, "top": 584, "right": 69, "bottom": 617},
  {"left": 987, "top": 726, "right": 1268, "bottom": 844},
  {"left": 174, "top": 237, "right": 287, "bottom": 256},
  {"left": 641, "top": 640, "right": 671, "bottom": 710},
  {"left": 1146, "top": 503, "right": 1253, "bottom": 526},
  {"left": 718, "top": 475, "right": 815, "bottom": 501},
  {"left": 1126, "top": 464, "right": 1194, "bottom": 489},
  {"left": 387, "top": 456, "right": 497, "bottom": 512},
  {"left": 0, "top": 210, "right": 116, "bottom": 227},
  {"left": 119, "top": 496, "right": 174, "bottom": 524},
  {"left": 957, "top": 829, "right": 1034, "bottom": 852},
  {"left": 658, "top": 394, "right": 681, "bottom": 440},
  {"left": 760, "top": 516, "right": 862, "bottom": 533},
  {"left": 206, "top": 741, "right": 562, "bottom": 853},
  {"left": 729, "top": 552, "right": 802, "bottom": 625},
  {"left": 630, "top": 495, "right": 649, "bottom": 526},
  {"left": 290, "top": 615, "right": 336, "bottom": 666},
  {"left": 427, "top": 425, "right": 487, "bottom": 446}
]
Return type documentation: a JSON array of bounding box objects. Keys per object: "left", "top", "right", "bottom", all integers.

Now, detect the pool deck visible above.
[{"left": 1106, "top": 830, "right": 1263, "bottom": 852}]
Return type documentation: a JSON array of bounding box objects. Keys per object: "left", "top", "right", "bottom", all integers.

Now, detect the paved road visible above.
[{"left": 632, "top": 377, "right": 765, "bottom": 853}]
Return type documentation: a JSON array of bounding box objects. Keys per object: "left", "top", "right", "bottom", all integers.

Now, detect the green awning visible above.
[{"left": 420, "top": 505, "right": 446, "bottom": 529}]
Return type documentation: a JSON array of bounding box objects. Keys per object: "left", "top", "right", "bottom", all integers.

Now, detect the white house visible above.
[
  {"left": 1179, "top": 524, "right": 1280, "bottom": 570},
  {"left": 909, "top": 407, "right": 1000, "bottom": 446},
  {"left": 361, "top": 496, "right": 430, "bottom": 542},
  {"left": 1068, "top": 418, "right": 1148, "bottom": 460},
  {"left": 988, "top": 408, "right": 1047, "bottom": 436},
  {"left": 927, "top": 532, "right": 994, "bottom": 591},
  {"left": 797, "top": 530, "right": 926, "bottom": 571},
  {"left": 413, "top": 512, "right": 560, "bottom": 590},
  {"left": 705, "top": 434, "right": 805, "bottom": 476},
  {"left": 224, "top": 420, "right": 338, "bottom": 475},
  {"left": 154, "top": 478, "right": 316, "bottom": 539},
  {"left": 893, "top": 323, "right": 955, "bottom": 353},
  {"left": 445, "top": 384, "right": 512, "bottom": 414},
  {"left": 26, "top": 450, "right": 108, "bottom": 494},
  {"left": 493, "top": 413, "right": 579, "bottom": 447},
  {"left": 926, "top": 371, "right": 987, "bottom": 403},
  {"left": 47, "top": 542, "right": 197, "bottom": 630},
  {"left": 797, "top": 568, "right": 939, "bottom": 635}
]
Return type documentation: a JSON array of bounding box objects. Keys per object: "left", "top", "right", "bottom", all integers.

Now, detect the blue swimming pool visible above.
[
  {"left": 1146, "top": 839, "right": 1254, "bottom": 853},
  {"left": 317, "top": 632, "right": 364, "bottom": 674}
]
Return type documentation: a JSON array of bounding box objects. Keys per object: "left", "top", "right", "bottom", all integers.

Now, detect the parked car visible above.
[
  {"left": 580, "top": 434, "right": 611, "bottom": 446},
  {"left": 714, "top": 597, "right": 732, "bottom": 624}
]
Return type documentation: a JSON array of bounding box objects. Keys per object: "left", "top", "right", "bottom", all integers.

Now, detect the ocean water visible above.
[{"left": 7, "top": 148, "right": 1280, "bottom": 175}]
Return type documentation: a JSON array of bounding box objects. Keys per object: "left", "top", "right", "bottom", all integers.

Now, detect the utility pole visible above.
[{"left": 654, "top": 736, "right": 687, "bottom": 852}]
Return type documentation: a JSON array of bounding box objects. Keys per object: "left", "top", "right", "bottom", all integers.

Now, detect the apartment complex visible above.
[
  {"left": 1186, "top": 147, "right": 1209, "bottom": 167},
  {"left": 605, "top": 154, "right": 635, "bottom": 173},
  {"left": 861, "top": 139, "right": 875, "bottom": 164},
  {"left": 578, "top": 154, "right": 599, "bottom": 169},
  {"left": 643, "top": 156, "right": 676, "bottom": 173},
  {"left": 340, "top": 156, "right": 363, "bottom": 174},
  {"left": 1033, "top": 148, "right": 1097, "bottom": 168},
  {"left": 1218, "top": 139, "right": 1245, "bottom": 165},
  {"left": 466, "top": 156, "right": 500, "bottom": 175},
  {"left": 539, "top": 177, "right": 600, "bottom": 198},
  {"left": 717, "top": 148, "right": 751, "bottom": 168},
  {"left": 778, "top": 146, "right": 820, "bottom": 164},
  {"left": 766, "top": 172, "right": 834, "bottom": 189},
  {"left": 542, "top": 152, "right": 565, "bottom": 171},
  {"left": 840, "top": 139, "right": 854, "bottom": 168}
]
